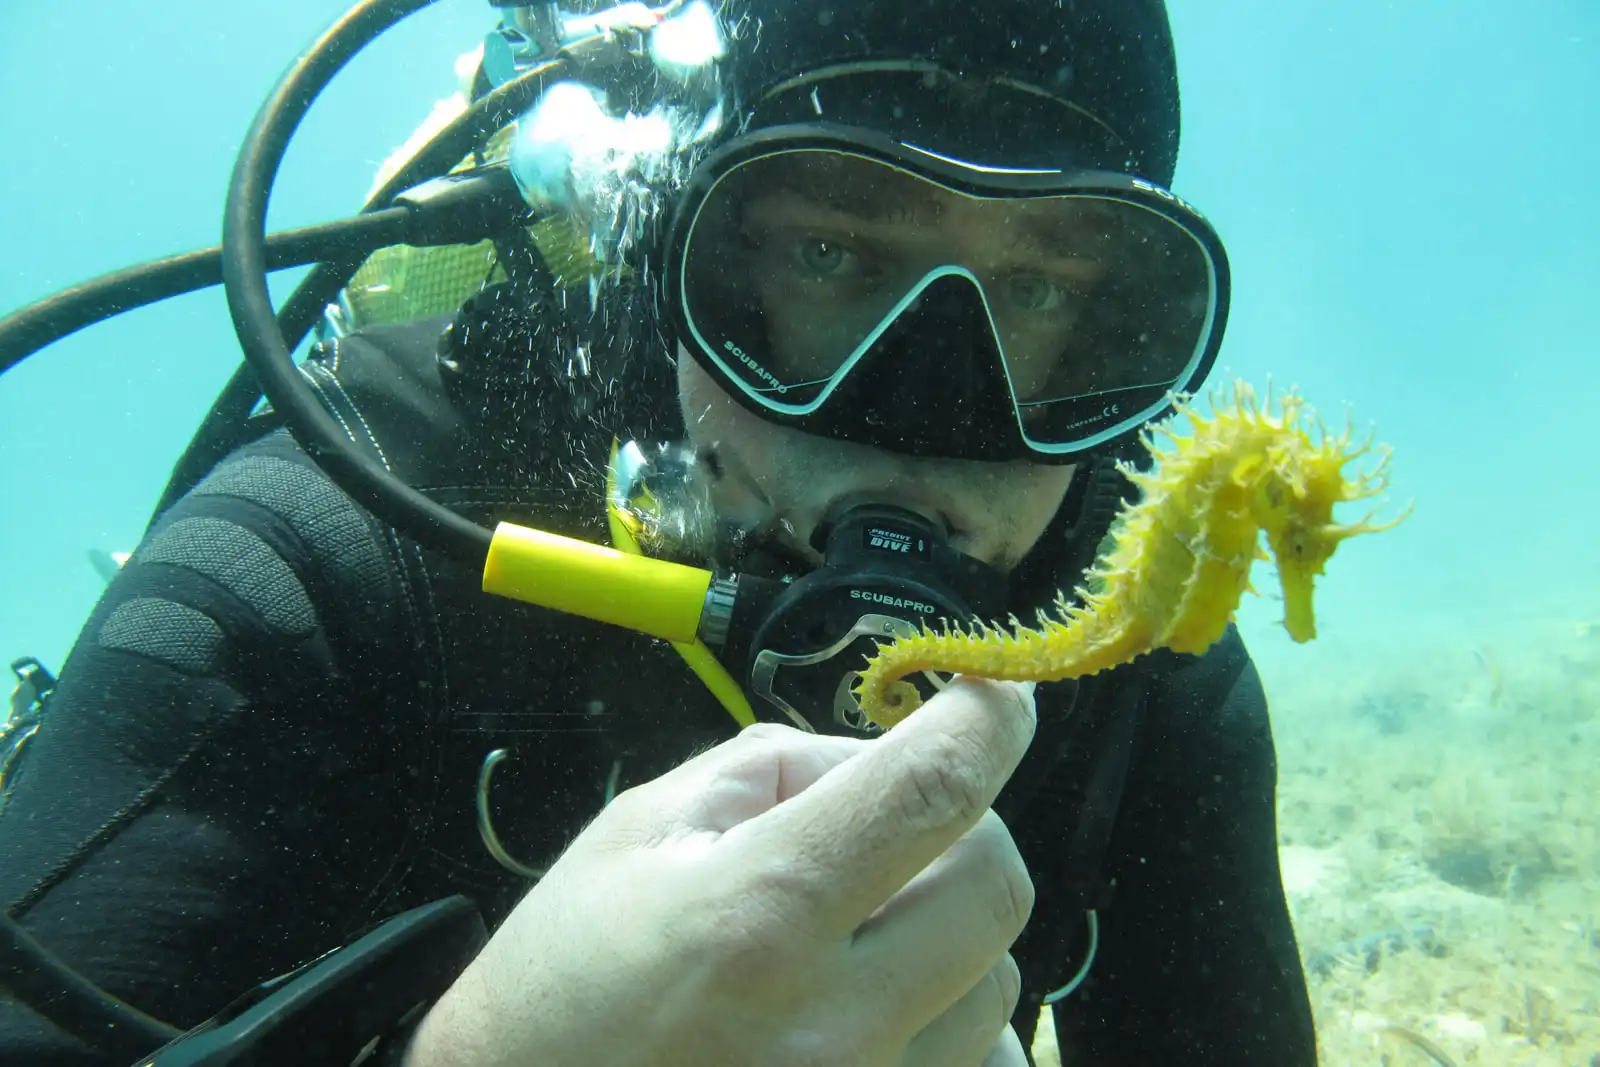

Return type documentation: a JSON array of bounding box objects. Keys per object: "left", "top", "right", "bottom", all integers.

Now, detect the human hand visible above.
[{"left": 402, "top": 676, "right": 1038, "bottom": 1067}]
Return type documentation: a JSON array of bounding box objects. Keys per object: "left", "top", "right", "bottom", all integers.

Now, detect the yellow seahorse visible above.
[{"left": 854, "top": 379, "right": 1409, "bottom": 729}]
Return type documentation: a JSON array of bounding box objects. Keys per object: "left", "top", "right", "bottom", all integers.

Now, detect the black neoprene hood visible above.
[{"left": 717, "top": 0, "right": 1182, "bottom": 184}]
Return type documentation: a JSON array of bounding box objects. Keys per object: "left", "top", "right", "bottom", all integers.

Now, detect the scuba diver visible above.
[{"left": 0, "top": 0, "right": 1319, "bottom": 1064}]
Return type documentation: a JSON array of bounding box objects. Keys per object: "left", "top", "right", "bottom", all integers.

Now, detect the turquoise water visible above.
[
  {"left": 2, "top": 4, "right": 1597, "bottom": 1060},
  {"left": 0, "top": 0, "right": 489, "bottom": 666},
  {"left": 2, "top": 2, "right": 1595, "bottom": 663}
]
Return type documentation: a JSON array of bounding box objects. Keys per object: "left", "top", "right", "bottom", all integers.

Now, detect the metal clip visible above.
[{"left": 475, "top": 749, "right": 546, "bottom": 880}]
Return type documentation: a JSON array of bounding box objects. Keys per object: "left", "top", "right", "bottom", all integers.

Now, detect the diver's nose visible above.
[{"left": 828, "top": 272, "right": 1019, "bottom": 461}]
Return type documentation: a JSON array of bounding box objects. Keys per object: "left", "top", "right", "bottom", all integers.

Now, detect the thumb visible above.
[{"left": 982, "top": 1025, "right": 1030, "bottom": 1067}]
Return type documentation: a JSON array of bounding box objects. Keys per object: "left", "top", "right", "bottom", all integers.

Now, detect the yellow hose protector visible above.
[
  {"left": 606, "top": 487, "right": 758, "bottom": 730},
  {"left": 603, "top": 444, "right": 757, "bottom": 728},
  {"left": 483, "top": 524, "right": 712, "bottom": 643}
]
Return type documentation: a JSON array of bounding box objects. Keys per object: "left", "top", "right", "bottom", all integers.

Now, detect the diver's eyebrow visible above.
[
  {"left": 769, "top": 180, "right": 944, "bottom": 223},
  {"left": 1011, "top": 213, "right": 1113, "bottom": 263}
]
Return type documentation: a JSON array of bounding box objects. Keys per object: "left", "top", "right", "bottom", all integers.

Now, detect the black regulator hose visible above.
[
  {"left": 0, "top": 0, "right": 567, "bottom": 528},
  {"left": 0, "top": 910, "right": 183, "bottom": 1061},
  {"left": 223, "top": 0, "right": 503, "bottom": 562},
  {"left": 0, "top": 213, "right": 414, "bottom": 378},
  {"left": 149, "top": 32, "right": 567, "bottom": 526}
]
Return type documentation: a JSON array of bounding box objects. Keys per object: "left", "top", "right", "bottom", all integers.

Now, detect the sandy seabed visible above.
[{"left": 1031, "top": 610, "right": 1600, "bottom": 1066}]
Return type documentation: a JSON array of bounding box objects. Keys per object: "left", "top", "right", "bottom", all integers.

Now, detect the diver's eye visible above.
[
  {"left": 795, "top": 238, "right": 854, "bottom": 276},
  {"left": 1006, "top": 274, "right": 1067, "bottom": 312}
]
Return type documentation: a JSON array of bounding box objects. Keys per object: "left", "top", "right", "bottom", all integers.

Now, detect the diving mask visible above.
[{"left": 665, "top": 125, "right": 1230, "bottom": 462}]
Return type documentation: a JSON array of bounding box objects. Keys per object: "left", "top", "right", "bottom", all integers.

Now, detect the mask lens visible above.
[
  {"left": 681, "top": 151, "right": 931, "bottom": 407},
  {"left": 676, "top": 148, "right": 1220, "bottom": 451},
  {"left": 1007, "top": 196, "right": 1218, "bottom": 450}
]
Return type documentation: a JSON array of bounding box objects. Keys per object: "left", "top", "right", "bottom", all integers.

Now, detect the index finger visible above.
[{"left": 719, "top": 676, "right": 1036, "bottom": 939}]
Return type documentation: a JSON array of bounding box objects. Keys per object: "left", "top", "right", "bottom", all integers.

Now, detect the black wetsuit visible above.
[{"left": 0, "top": 318, "right": 1317, "bottom": 1065}]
